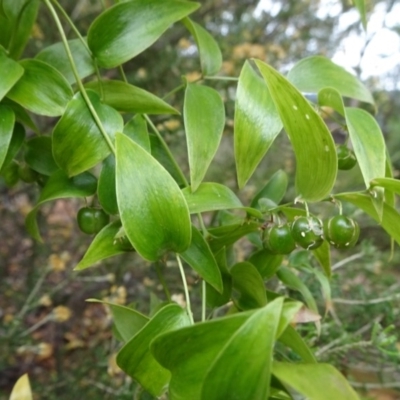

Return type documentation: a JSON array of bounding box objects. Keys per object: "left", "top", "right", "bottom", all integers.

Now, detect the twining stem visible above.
[
  {"left": 176, "top": 254, "right": 194, "bottom": 324},
  {"left": 43, "top": 0, "right": 116, "bottom": 155},
  {"left": 202, "top": 280, "right": 206, "bottom": 322}
]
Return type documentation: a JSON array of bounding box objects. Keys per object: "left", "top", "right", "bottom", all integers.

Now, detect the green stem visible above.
[
  {"left": 202, "top": 280, "right": 206, "bottom": 322},
  {"left": 163, "top": 83, "right": 185, "bottom": 100},
  {"left": 155, "top": 262, "right": 171, "bottom": 302},
  {"left": 43, "top": 0, "right": 116, "bottom": 155},
  {"left": 144, "top": 114, "right": 189, "bottom": 186},
  {"left": 176, "top": 254, "right": 194, "bottom": 324},
  {"left": 203, "top": 76, "right": 239, "bottom": 81},
  {"left": 118, "top": 65, "right": 128, "bottom": 83}
]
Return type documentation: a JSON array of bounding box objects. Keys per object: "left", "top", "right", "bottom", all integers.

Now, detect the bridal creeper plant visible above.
[{"left": 1, "top": 0, "right": 399, "bottom": 399}]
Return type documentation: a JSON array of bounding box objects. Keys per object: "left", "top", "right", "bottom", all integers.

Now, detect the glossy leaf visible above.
[
  {"left": 116, "top": 133, "right": 191, "bottom": 261},
  {"left": 235, "top": 61, "right": 282, "bottom": 188},
  {"left": 88, "top": 0, "right": 200, "bottom": 68},
  {"left": 255, "top": 60, "right": 337, "bottom": 202},
  {"left": 0, "top": 106, "right": 15, "bottom": 171},
  {"left": 98, "top": 155, "right": 118, "bottom": 215},
  {"left": 336, "top": 192, "right": 400, "bottom": 245},
  {"left": 124, "top": 114, "right": 150, "bottom": 152},
  {"left": 180, "top": 225, "right": 223, "bottom": 292},
  {"left": 75, "top": 221, "right": 131, "bottom": 270},
  {"left": 354, "top": 0, "right": 367, "bottom": 30},
  {"left": 272, "top": 362, "right": 360, "bottom": 400},
  {"left": 318, "top": 87, "right": 345, "bottom": 116},
  {"left": 87, "top": 299, "right": 149, "bottom": 342},
  {"left": 201, "top": 298, "right": 283, "bottom": 400},
  {"left": 0, "top": 50, "right": 24, "bottom": 101},
  {"left": 182, "top": 182, "right": 242, "bottom": 213},
  {"left": 288, "top": 56, "right": 374, "bottom": 105},
  {"left": 251, "top": 170, "right": 288, "bottom": 208},
  {"left": 26, "top": 170, "right": 97, "bottom": 241},
  {"left": 184, "top": 83, "right": 225, "bottom": 191},
  {"left": 9, "top": 373, "right": 32, "bottom": 400},
  {"left": 182, "top": 17, "right": 222, "bottom": 76},
  {"left": 0, "top": 122, "right": 25, "bottom": 172},
  {"left": 6, "top": 59, "right": 73, "bottom": 117},
  {"left": 248, "top": 248, "right": 283, "bottom": 280},
  {"left": 24, "top": 136, "right": 59, "bottom": 176},
  {"left": 230, "top": 262, "right": 267, "bottom": 310},
  {"left": 117, "top": 304, "right": 190, "bottom": 397},
  {"left": 312, "top": 240, "right": 331, "bottom": 278},
  {"left": 1, "top": 98, "right": 38, "bottom": 133},
  {"left": 36, "top": 38, "right": 95, "bottom": 84},
  {"left": 85, "top": 80, "right": 179, "bottom": 115},
  {"left": 279, "top": 326, "right": 317, "bottom": 363},
  {"left": 53, "top": 90, "right": 123, "bottom": 176},
  {"left": 371, "top": 177, "right": 400, "bottom": 195}
]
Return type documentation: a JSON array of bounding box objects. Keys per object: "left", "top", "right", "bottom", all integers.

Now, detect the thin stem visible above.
[
  {"left": 202, "top": 280, "right": 206, "bottom": 322},
  {"left": 43, "top": 0, "right": 116, "bottom": 155},
  {"left": 203, "top": 76, "right": 239, "bottom": 81},
  {"left": 19, "top": 314, "right": 52, "bottom": 337},
  {"left": 163, "top": 83, "right": 185, "bottom": 100},
  {"left": 333, "top": 293, "right": 400, "bottom": 305},
  {"left": 144, "top": 114, "right": 189, "bottom": 186},
  {"left": 118, "top": 65, "right": 128, "bottom": 83},
  {"left": 176, "top": 254, "right": 194, "bottom": 324},
  {"left": 155, "top": 262, "right": 171, "bottom": 302},
  {"left": 331, "top": 252, "right": 364, "bottom": 271}
]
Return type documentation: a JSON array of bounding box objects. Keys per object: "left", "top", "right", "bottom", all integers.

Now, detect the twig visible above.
[
  {"left": 333, "top": 293, "right": 400, "bottom": 305},
  {"left": 331, "top": 252, "right": 364, "bottom": 271}
]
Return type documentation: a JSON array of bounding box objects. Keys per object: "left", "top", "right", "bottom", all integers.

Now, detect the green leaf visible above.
[
  {"left": 248, "top": 249, "right": 283, "bottom": 280},
  {"left": 180, "top": 225, "right": 223, "bottom": 292},
  {"left": 279, "top": 326, "right": 317, "bottom": 363},
  {"left": 318, "top": 87, "right": 345, "bottom": 116},
  {"left": 235, "top": 61, "right": 282, "bottom": 188},
  {"left": 251, "top": 169, "right": 288, "bottom": 208},
  {"left": 272, "top": 362, "right": 360, "bottom": 400},
  {"left": 116, "top": 133, "right": 191, "bottom": 261},
  {"left": 182, "top": 182, "right": 242, "bottom": 213},
  {"left": 312, "top": 240, "right": 331, "bottom": 278},
  {"left": 255, "top": 60, "right": 337, "bottom": 202},
  {"left": 9, "top": 373, "right": 32, "bottom": 400},
  {"left": 1, "top": 98, "right": 38, "bottom": 133},
  {"left": 88, "top": 0, "right": 200, "bottom": 68},
  {"left": 117, "top": 304, "right": 190, "bottom": 397},
  {"left": 85, "top": 80, "right": 179, "bottom": 115},
  {"left": 182, "top": 17, "right": 222, "bottom": 76},
  {"left": 0, "top": 105, "right": 15, "bottom": 171},
  {"left": 124, "top": 114, "right": 151, "bottom": 152},
  {"left": 75, "top": 221, "right": 130, "bottom": 270},
  {"left": 98, "top": 155, "right": 118, "bottom": 215},
  {"left": 231, "top": 262, "right": 267, "bottom": 310},
  {"left": 86, "top": 299, "right": 149, "bottom": 342},
  {"left": 288, "top": 56, "right": 374, "bottom": 105},
  {"left": 53, "top": 90, "right": 123, "bottom": 176},
  {"left": 0, "top": 122, "right": 25, "bottom": 172},
  {"left": 336, "top": 192, "right": 400, "bottom": 246},
  {"left": 353, "top": 0, "right": 367, "bottom": 30},
  {"left": 26, "top": 170, "right": 97, "bottom": 242},
  {"left": 0, "top": 50, "right": 24, "bottom": 101},
  {"left": 201, "top": 298, "right": 283, "bottom": 400},
  {"left": 184, "top": 83, "right": 225, "bottom": 191},
  {"left": 371, "top": 177, "right": 400, "bottom": 195},
  {"left": 6, "top": 59, "right": 73, "bottom": 117},
  {"left": 24, "top": 136, "right": 59, "bottom": 176},
  {"left": 36, "top": 38, "right": 95, "bottom": 84}
]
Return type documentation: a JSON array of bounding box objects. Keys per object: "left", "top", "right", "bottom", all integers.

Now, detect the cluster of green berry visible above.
[{"left": 263, "top": 214, "right": 360, "bottom": 255}]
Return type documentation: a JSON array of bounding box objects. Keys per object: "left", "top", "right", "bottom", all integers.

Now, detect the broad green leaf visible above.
[
  {"left": 116, "top": 133, "right": 191, "bottom": 261},
  {"left": 124, "top": 114, "right": 150, "bottom": 152},
  {"left": 272, "top": 362, "right": 360, "bottom": 400},
  {"left": 353, "top": 0, "right": 367, "bottom": 30},
  {"left": 277, "top": 267, "right": 319, "bottom": 316},
  {"left": 182, "top": 17, "right": 222, "bottom": 76},
  {"left": 87, "top": 299, "right": 149, "bottom": 342},
  {"left": 0, "top": 106, "right": 15, "bottom": 170},
  {"left": 371, "top": 177, "right": 400, "bottom": 195},
  {"left": 318, "top": 87, "right": 345, "bottom": 116},
  {"left": 248, "top": 249, "right": 283, "bottom": 280},
  {"left": 230, "top": 262, "right": 267, "bottom": 310},
  {"left": 26, "top": 170, "right": 97, "bottom": 241},
  {"left": 152, "top": 311, "right": 253, "bottom": 400},
  {"left": 98, "top": 155, "right": 118, "bottom": 215},
  {"left": 251, "top": 170, "right": 288, "bottom": 208},
  {"left": 279, "top": 326, "right": 317, "bottom": 363},
  {"left": 53, "top": 90, "right": 123, "bottom": 176},
  {"left": 184, "top": 83, "right": 225, "bottom": 191},
  {"left": 312, "top": 240, "right": 331, "bottom": 278},
  {"left": 255, "top": 60, "right": 337, "bottom": 202},
  {"left": 0, "top": 51, "right": 24, "bottom": 101},
  {"left": 36, "top": 38, "right": 95, "bottom": 84},
  {"left": 0, "top": 122, "right": 25, "bottom": 172},
  {"left": 288, "top": 56, "right": 374, "bottom": 105},
  {"left": 336, "top": 192, "right": 400, "bottom": 245},
  {"left": 117, "top": 304, "right": 190, "bottom": 397},
  {"left": 182, "top": 182, "right": 242, "bottom": 213},
  {"left": 180, "top": 225, "right": 223, "bottom": 292},
  {"left": 235, "top": 61, "right": 282, "bottom": 188},
  {"left": 24, "top": 136, "right": 59, "bottom": 176},
  {"left": 6, "top": 59, "right": 73, "bottom": 117},
  {"left": 85, "top": 80, "right": 179, "bottom": 115},
  {"left": 201, "top": 298, "right": 283, "bottom": 400},
  {"left": 88, "top": 0, "right": 200, "bottom": 68},
  {"left": 9, "top": 373, "right": 32, "bottom": 400},
  {"left": 1, "top": 98, "right": 38, "bottom": 133},
  {"left": 75, "top": 221, "right": 130, "bottom": 270}
]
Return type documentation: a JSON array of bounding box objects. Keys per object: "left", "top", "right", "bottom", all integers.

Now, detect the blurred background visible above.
[{"left": 1, "top": 0, "right": 400, "bottom": 398}]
